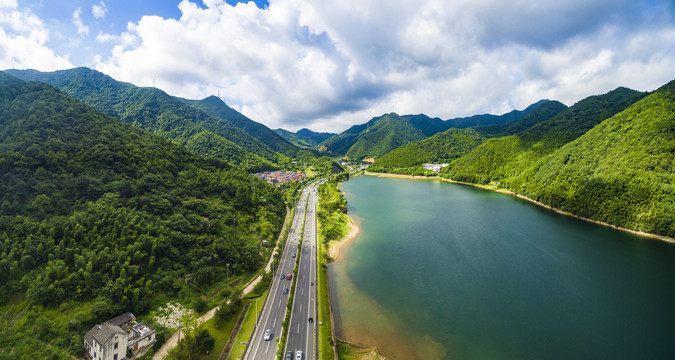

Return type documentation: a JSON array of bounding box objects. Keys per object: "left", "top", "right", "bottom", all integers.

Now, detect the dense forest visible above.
[
  {"left": 7, "top": 68, "right": 282, "bottom": 172},
  {"left": 0, "top": 73, "right": 285, "bottom": 357},
  {"left": 320, "top": 101, "right": 546, "bottom": 160},
  {"left": 274, "top": 128, "right": 337, "bottom": 148}
]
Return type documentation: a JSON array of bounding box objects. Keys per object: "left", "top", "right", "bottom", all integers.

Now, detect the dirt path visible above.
[{"left": 153, "top": 207, "right": 291, "bottom": 359}]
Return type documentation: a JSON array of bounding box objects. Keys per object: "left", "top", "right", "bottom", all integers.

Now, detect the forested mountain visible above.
[
  {"left": 0, "top": 73, "right": 284, "bottom": 357},
  {"left": 503, "top": 80, "right": 675, "bottom": 237},
  {"left": 6, "top": 68, "right": 279, "bottom": 171},
  {"left": 320, "top": 101, "right": 546, "bottom": 160},
  {"left": 445, "top": 87, "right": 646, "bottom": 183},
  {"left": 370, "top": 100, "right": 568, "bottom": 171},
  {"left": 274, "top": 128, "right": 337, "bottom": 148},
  {"left": 184, "top": 95, "right": 303, "bottom": 157}
]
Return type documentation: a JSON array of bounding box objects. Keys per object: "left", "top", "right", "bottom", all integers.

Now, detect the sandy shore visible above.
[
  {"left": 364, "top": 171, "right": 675, "bottom": 244},
  {"left": 327, "top": 216, "right": 360, "bottom": 262}
]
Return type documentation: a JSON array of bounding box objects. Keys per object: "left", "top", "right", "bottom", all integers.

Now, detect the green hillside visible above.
[
  {"left": 6, "top": 68, "right": 279, "bottom": 171},
  {"left": 275, "top": 128, "right": 337, "bottom": 148},
  {"left": 321, "top": 102, "right": 546, "bottom": 159},
  {"left": 505, "top": 80, "right": 675, "bottom": 237},
  {"left": 369, "top": 128, "right": 486, "bottom": 172},
  {"left": 185, "top": 95, "right": 301, "bottom": 157},
  {"left": 444, "top": 87, "right": 646, "bottom": 183},
  {"left": 0, "top": 73, "right": 284, "bottom": 357},
  {"left": 370, "top": 100, "right": 569, "bottom": 172}
]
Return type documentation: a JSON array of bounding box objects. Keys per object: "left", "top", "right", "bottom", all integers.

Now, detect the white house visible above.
[
  {"left": 84, "top": 313, "right": 155, "bottom": 360},
  {"left": 84, "top": 323, "right": 128, "bottom": 360}
]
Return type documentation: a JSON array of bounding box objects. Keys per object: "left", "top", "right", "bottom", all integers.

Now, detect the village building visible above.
[
  {"left": 423, "top": 163, "right": 449, "bottom": 172},
  {"left": 254, "top": 170, "right": 306, "bottom": 187},
  {"left": 84, "top": 313, "right": 156, "bottom": 360}
]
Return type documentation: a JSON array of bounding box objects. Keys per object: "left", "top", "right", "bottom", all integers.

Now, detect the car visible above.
[
  {"left": 264, "top": 329, "right": 271, "bottom": 341},
  {"left": 283, "top": 287, "right": 288, "bottom": 294},
  {"left": 292, "top": 253, "right": 296, "bottom": 258},
  {"left": 286, "top": 274, "right": 292, "bottom": 280},
  {"left": 295, "top": 350, "right": 303, "bottom": 360},
  {"left": 308, "top": 317, "right": 313, "bottom": 323},
  {"left": 280, "top": 273, "right": 285, "bottom": 279},
  {"left": 285, "top": 351, "right": 293, "bottom": 360},
  {"left": 310, "top": 281, "right": 314, "bottom": 286}
]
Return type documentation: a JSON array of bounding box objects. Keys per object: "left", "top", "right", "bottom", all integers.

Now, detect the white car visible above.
[
  {"left": 264, "top": 329, "right": 271, "bottom": 341},
  {"left": 295, "top": 350, "right": 303, "bottom": 360}
]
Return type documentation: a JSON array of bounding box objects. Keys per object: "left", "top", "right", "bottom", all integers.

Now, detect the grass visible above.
[
  {"left": 199, "top": 303, "right": 244, "bottom": 360},
  {"left": 336, "top": 340, "right": 384, "bottom": 360},
  {"left": 226, "top": 290, "right": 268, "bottom": 360},
  {"left": 317, "top": 227, "right": 335, "bottom": 360}
]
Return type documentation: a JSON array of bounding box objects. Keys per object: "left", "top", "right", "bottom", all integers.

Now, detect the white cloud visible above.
[
  {"left": 0, "top": 6, "right": 72, "bottom": 71},
  {"left": 94, "top": 0, "right": 675, "bottom": 132},
  {"left": 72, "top": 7, "right": 89, "bottom": 35},
  {"left": 92, "top": 2, "right": 108, "bottom": 20},
  {"left": 0, "top": 0, "right": 17, "bottom": 9}
]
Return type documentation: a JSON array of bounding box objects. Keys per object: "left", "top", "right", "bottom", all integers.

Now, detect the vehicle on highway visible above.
[
  {"left": 281, "top": 273, "right": 285, "bottom": 279},
  {"left": 292, "top": 253, "right": 296, "bottom": 258},
  {"left": 285, "top": 351, "right": 292, "bottom": 360},
  {"left": 286, "top": 273, "right": 292, "bottom": 280},
  {"left": 264, "top": 329, "right": 271, "bottom": 341},
  {"left": 283, "top": 287, "right": 288, "bottom": 294},
  {"left": 310, "top": 281, "right": 313, "bottom": 286},
  {"left": 308, "top": 317, "right": 313, "bottom": 323},
  {"left": 295, "top": 350, "right": 303, "bottom": 360}
]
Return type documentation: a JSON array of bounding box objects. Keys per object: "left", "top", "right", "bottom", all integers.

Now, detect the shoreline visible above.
[
  {"left": 364, "top": 171, "right": 675, "bottom": 244},
  {"left": 327, "top": 216, "right": 360, "bottom": 262}
]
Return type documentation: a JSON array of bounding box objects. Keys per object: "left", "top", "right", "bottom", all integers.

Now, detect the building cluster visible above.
[
  {"left": 84, "top": 313, "right": 156, "bottom": 360},
  {"left": 255, "top": 170, "right": 306, "bottom": 186},
  {"left": 423, "top": 163, "right": 449, "bottom": 172}
]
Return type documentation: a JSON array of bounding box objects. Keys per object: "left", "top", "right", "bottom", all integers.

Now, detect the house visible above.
[
  {"left": 84, "top": 313, "right": 155, "bottom": 360},
  {"left": 84, "top": 323, "right": 128, "bottom": 360},
  {"left": 423, "top": 163, "right": 449, "bottom": 172}
]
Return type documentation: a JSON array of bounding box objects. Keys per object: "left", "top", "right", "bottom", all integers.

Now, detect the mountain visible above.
[
  {"left": 6, "top": 67, "right": 279, "bottom": 171},
  {"left": 370, "top": 100, "right": 568, "bottom": 172},
  {"left": 274, "top": 128, "right": 337, "bottom": 148},
  {"left": 184, "top": 95, "right": 302, "bottom": 157},
  {"left": 444, "top": 87, "right": 647, "bottom": 183},
  {"left": 505, "top": 80, "right": 675, "bottom": 237},
  {"left": 0, "top": 72, "right": 284, "bottom": 357},
  {"left": 320, "top": 101, "right": 547, "bottom": 160}
]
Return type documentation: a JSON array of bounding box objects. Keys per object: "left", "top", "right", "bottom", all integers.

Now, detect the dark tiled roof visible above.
[
  {"left": 106, "top": 312, "right": 135, "bottom": 327},
  {"left": 84, "top": 324, "right": 126, "bottom": 346}
]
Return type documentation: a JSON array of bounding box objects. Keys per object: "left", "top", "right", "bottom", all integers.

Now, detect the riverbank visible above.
[
  {"left": 327, "top": 217, "right": 360, "bottom": 262},
  {"left": 364, "top": 172, "right": 675, "bottom": 244},
  {"left": 336, "top": 339, "right": 386, "bottom": 360}
]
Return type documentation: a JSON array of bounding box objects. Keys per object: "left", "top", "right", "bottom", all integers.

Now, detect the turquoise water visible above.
[{"left": 329, "top": 176, "right": 675, "bottom": 360}]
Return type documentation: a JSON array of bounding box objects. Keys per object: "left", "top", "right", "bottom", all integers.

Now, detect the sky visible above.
[{"left": 1, "top": 0, "right": 674, "bottom": 133}]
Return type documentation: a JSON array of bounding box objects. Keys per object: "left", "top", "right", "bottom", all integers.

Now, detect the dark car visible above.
[
  {"left": 308, "top": 317, "right": 313, "bottom": 323},
  {"left": 280, "top": 273, "right": 285, "bottom": 279},
  {"left": 283, "top": 287, "right": 289, "bottom": 294},
  {"left": 285, "top": 351, "right": 292, "bottom": 360}
]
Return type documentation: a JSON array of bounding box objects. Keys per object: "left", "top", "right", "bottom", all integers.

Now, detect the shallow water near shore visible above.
[{"left": 328, "top": 176, "right": 675, "bottom": 360}]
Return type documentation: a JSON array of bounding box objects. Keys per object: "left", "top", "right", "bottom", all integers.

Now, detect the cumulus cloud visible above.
[
  {"left": 95, "top": 0, "right": 675, "bottom": 132},
  {"left": 92, "top": 2, "right": 108, "bottom": 20},
  {"left": 0, "top": 5, "right": 72, "bottom": 71},
  {"left": 72, "top": 7, "right": 89, "bottom": 35}
]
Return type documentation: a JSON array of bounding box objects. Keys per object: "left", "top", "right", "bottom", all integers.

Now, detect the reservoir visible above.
[{"left": 328, "top": 175, "right": 675, "bottom": 360}]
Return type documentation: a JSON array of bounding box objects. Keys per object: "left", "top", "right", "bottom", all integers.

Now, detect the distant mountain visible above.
[
  {"left": 506, "top": 80, "right": 675, "bottom": 237},
  {"left": 320, "top": 101, "right": 546, "bottom": 160},
  {"left": 184, "top": 95, "right": 302, "bottom": 157},
  {"left": 6, "top": 67, "right": 279, "bottom": 171},
  {"left": 275, "top": 128, "right": 337, "bottom": 148},
  {"left": 445, "top": 87, "right": 647, "bottom": 183},
  {"left": 0, "top": 72, "right": 284, "bottom": 357}
]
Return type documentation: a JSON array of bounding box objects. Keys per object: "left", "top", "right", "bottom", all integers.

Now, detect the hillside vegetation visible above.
[
  {"left": 7, "top": 68, "right": 280, "bottom": 171},
  {"left": 504, "top": 81, "right": 675, "bottom": 237},
  {"left": 274, "top": 128, "right": 337, "bottom": 148},
  {"left": 0, "top": 73, "right": 284, "bottom": 358}
]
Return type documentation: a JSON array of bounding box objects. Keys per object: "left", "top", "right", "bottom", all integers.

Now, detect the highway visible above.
[
  {"left": 285, "top": 184, "right": 318, "bottom": 360},
  {"left": 244, "top": 185, "right": 316, "bottom": 360}
]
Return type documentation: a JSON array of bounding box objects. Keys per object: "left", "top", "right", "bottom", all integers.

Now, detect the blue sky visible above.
[{"left": 1, "top": 0, "right": 674, "bottom": 132}]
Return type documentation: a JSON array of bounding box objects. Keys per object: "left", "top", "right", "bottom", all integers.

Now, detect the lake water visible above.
[{"left": 328, "top": 176, "right": 675, "bottom": 360}]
